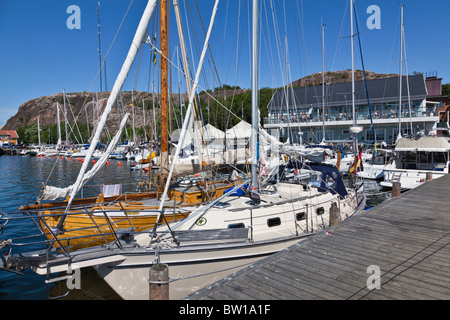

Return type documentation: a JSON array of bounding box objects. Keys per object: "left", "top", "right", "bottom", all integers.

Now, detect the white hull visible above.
[
  {"left": 95, "top": 236, "right": 304, "bottom": 300},
  {"left": 90, "top": 183, "right": 363, "bottom": 299},
  {"left": 357, "top": 163, "right": 394, "bottom": 180},
  {"left": 380, "top": 168, "right": 447, "bottom": 190}
]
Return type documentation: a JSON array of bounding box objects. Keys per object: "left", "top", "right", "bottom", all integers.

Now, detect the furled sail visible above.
[{"left": 62, "top": 0, "right": 158, "bottom": 211}]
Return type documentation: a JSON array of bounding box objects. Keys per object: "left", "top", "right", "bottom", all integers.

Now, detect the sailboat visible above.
[
  {"left": 1, "top": 0, "right": 365, "bottom": 300},
  {"left": 37, "top": 102, "right": 64, "bottom": 157}
]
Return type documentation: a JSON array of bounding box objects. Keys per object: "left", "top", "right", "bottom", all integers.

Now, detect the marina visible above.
[
  {"left": 186, "top": 173, "right": 450, "bottom": 300},
  {"left": 1, "top": 0, "right": 449, "bottom": 302}
]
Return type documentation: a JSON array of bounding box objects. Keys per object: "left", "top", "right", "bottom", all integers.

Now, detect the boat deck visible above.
[{"left": 185, "top": 174, "right": 450, "bottom": 300}]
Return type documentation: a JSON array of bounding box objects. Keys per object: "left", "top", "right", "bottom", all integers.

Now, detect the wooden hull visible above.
[
  {"left": 38, "top": 208, "right": 189, "bottom": 251},
  {"left": 36, "top": 180, "right": 235, "bottom": 251}
]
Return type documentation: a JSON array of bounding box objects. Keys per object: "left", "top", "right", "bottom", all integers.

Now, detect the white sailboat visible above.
[
  {"left": 357, "top": 148, "right": 395, "bottom": 180},
  {"left": 37, "top": 102, "right": 63, "bottom": 157},
  {"left": 1, "top": 0, "right": 366, "bottom": 300},
  {"left": 380, "top": 132, "right": 450, "bottom": 190}
]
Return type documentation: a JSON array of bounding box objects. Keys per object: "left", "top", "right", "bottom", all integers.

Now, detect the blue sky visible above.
[{"left": 1, "top": 0, "right": 449, "bottom": 127}]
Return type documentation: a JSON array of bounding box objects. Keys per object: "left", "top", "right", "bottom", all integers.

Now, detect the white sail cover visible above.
[
  {"left": 40, "top": 113, "right": 130, "bottom": 200},
  {"left": 226, "top": 120, "right": 280, "bottom": 146},
  {"left": 203, "top": 123, "right": 225, "bottom": 139}
]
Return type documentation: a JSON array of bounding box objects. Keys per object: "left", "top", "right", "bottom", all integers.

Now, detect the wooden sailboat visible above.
[{"left": 17, "top": 0, "right": 233, "bottom": 251}]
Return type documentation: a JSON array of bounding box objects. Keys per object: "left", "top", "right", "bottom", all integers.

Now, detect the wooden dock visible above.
[{"left": 186, "top": 175, "right": 450, "bottom": 300}]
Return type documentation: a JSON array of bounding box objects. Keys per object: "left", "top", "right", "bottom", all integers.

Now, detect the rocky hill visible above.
[
  {"left": 4, "top": 91, "right": 156, "bottom": 132},
  {"left": 3, "top": 70, "right": 398, "bottom": 133},
  {"left": 291, "top": 69, "right": 397, "bottom": 87}
]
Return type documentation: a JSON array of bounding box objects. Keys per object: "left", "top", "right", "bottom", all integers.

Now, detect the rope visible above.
[{"left": 0, "top": 239, "right": 11, "bottom": 249}]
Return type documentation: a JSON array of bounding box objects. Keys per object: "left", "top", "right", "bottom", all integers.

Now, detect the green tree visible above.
[{"left": 442, "top": 83, "right": 450, "bottom": 96}]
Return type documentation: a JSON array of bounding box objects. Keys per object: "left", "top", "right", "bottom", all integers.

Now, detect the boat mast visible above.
[
  {"left": 56, "top": 102, "right": 62, "bottom": 148},
  {"left": 37, "top": 117, "right": 41, "bottom": 148},
  {"left": 250, "top": 0, "right": 259, "bottom": 191},
  {"left": 349, "top": 0, "right": 362, "bottom": 154},
  {"left": 398, "top": 4, "right": 404, "bottom": 140},
  {"left": 97, "top": 2, "right": 103, "bottom": 92},
  {"left": 152, "top": 0, "right": 220, "bottom": 238},
  {"left": 63, "top": 89, "right": 68, "bottom": 143},
  {"left": 322, "top": 20, "right": 326, "bottom": 142},
  {"left": 351, "top": 1, "right": 356, "bottom": 130},
  {"left": 160, "top": 0, "right": 169, "bottom": 179}
]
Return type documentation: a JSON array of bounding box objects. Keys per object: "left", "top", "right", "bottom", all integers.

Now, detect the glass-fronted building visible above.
[{"left": 264, "top": 75, "right": 440, "bottom": 145}]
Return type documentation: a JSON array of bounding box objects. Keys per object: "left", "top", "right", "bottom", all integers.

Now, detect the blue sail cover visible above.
[
  {"left": 308, "top": 163, "right": 348, "bottom": 198},
  {"left": 286, "top": 160, "right": 348, "bottom": 198}
]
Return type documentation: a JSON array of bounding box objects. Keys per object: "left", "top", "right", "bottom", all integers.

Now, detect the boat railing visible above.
[{"left": 0, "top": 203, "right": 190, "bottom": 262}]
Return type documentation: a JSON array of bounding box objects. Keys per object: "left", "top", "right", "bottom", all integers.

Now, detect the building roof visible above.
[
  {"left": 396, "top": 136, "right": 450, "bottom": 152},
  {"left": 267, "top": 74, "right": 427, "bottom": 112},
  {"left": 0, "top": 130, "right": 19, "bottom": 139}
]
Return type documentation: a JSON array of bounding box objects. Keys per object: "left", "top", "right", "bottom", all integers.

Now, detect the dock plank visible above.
[{"left": 186, "top": 175, "right": 450, "bottom": 300}]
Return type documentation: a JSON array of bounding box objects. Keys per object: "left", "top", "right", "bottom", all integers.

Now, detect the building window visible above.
[{"left": 366, "top": 129, "right": 385, "bottom": 142}]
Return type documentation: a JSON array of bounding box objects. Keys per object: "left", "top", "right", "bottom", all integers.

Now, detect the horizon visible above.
[{"left": 1, "top": 0, "right": 449, "bottom": 127}]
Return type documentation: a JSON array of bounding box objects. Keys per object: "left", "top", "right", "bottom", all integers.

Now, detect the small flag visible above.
[
  {"left": 152, "top": 33, "right": 157, "bottom": 65},
  {"left": 349, "top": 152, "right": 363, "bottom": 174},
  {"left": 336, "top": 152, "right": 342, "bottom": 171},
  {"left": 152, "top": 49, "right": 157, "bottom": 64}
]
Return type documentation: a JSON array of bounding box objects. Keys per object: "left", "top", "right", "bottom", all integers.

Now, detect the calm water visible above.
[
  {"left": 0, "top": 155, "right": 147, "bottom": 300},
  {"left": 0, "top": 155, "right": 390, "bottom": 300}
]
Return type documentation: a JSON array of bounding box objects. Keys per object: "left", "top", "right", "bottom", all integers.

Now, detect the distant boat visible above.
[
  {"left": 357, "top": 148, "right": 395, "bottom": 180},
  {"left": 381, "top": 127, "right": 450, "bottom": 190}
]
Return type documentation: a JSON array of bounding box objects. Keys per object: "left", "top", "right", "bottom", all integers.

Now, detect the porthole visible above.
[
  {"left": 228, "top": 223, "right": 245, "bottom": 229},
  {"left": 267, "top": 217, "right": 281, "bottom": 227},
  {"left": 316, "top": 207, "right": 325, "bottom": 215},
  {"left": 296, "top": 212, "right": 306, "bottom": 221}
]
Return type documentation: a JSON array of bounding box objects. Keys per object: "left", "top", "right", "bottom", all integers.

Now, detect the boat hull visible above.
[
  {"left": 38, "top": 209, "right": 190, "bottom": 251},
  {"left": 381, "top": 168, "right": 447, "bottom": 190},
  {"left": 95, "top": 236, "right": 307, "bottom": 300}
]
